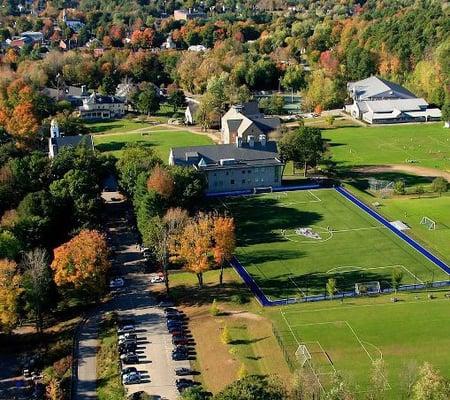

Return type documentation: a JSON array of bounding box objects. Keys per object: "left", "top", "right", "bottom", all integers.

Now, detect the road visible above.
[{"left": 74, "top": 191, "right": 191, "bottom": 400}]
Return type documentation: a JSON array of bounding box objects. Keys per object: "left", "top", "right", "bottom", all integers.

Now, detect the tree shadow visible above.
[
  {"left": 95, "top": 140, "right": 155, "bottom": 153},
  {"left": 231, "top": 336, "right": 268, "bottom": 345}
]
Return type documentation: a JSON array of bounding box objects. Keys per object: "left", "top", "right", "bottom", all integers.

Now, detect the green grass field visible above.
[
  {"left": 323, "top": 123, "right": 450, "bottom": 171},
  {"left": 268, "top": 291, "right": 450, "bottom": 398},
  {"left": 91, "top": 120, "right": 213, "bottom": 160},
  {"left": 222, "top": 189, "right": 449, "bottom": 300}
]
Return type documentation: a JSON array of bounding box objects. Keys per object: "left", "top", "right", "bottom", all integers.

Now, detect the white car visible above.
[
  {"left": 109, "top": 278, "right": 124, "bottom": 288},
  {"left": 118, "top": 325, "right": 135, "bottom": 334},
  {"left": 122, "top": 371, "right": 141, "bottom": 385},
  {"left": 151, "top": 275, "right": 165, "bottom": 284}
]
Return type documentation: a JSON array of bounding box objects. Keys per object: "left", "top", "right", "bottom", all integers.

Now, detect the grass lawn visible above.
[
  {"left": 322, "top": 123, "right": 450, "bottom": 171},
  {"left": 220, "top": 189, "right": 449, "bottom": 300},
  {"left": 93, "top": 128, "right": 213, "bottom": 160},
  {"left": 97, "top": 316, "right": 124, "bottom": 400},
  {"left": 267, "top": 290, "right": 450, "bottom": 398}
]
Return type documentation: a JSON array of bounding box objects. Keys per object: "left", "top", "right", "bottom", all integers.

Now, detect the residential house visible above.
[
  {"left": 161, "top": 35, "right": 176, "bottom": 50},
  {"left": 169, "top": 135, "right": 283, "bottom": 194},
  {"left": 221, "top": 102, "right": 280, "bottom": 144},
  {"left": 185, "top": 99, "right": 199, "bottom": 124},
  {"left": 188, "top": 44, "right": 207, "bottom": 52},
  {"left": 174, "top": 8, "right": 207, "bottom": 21},
  {"left": 21, "top": 31, "right": 44, "bottom": 43},
  {"left": 78, "top": 92, "right": 125, "bottom": 120},
  {"left": 48, "top": 119, "right": 94, "bottom": 158},
  {"left": 345, "top": 76, "right": 441, "bottom": 124},
  {"left": 43, "top": 84, "right": 90, "bottom": 106},
  {"left": 61, "top": 9, "right": 85, "bottom": 32}
]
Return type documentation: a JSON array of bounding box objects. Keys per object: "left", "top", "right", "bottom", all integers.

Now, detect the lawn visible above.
[
  {"left": 267, "top": 290, "right": 450, "bottom": 398},
  {"left": 221, "top": 189, "right": 449, "bottom": 300},
  {"left": 322, "top": 123, "right": 450, "bottom": 171},
  {"left": 93, "top": 127, "right": 213, "bottom": 160}
]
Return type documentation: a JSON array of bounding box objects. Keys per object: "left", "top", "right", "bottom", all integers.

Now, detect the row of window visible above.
[{"left": 213, "top": 168, "right": 268, "bottom": 177}]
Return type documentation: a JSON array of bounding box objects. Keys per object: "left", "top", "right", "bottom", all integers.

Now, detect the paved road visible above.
[{"left": 74, "top": 191, "right": 191, "bottom": 400}]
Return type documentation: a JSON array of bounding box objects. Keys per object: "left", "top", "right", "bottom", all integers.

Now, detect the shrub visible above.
[
  {"left": 210, "top": 298, "right": 220, "bottom": 316},
  {"left": 231, "top": 294, "right": 248, "bottom": 304},
  {"left": 237, "top": 363, "right": 248, "bottom": 379},
  {"left": 394, "top": 180, "right": 406, "bottom": 195},
  {"left": 221, "top": 324, "right": 232, "bottom": 344}
]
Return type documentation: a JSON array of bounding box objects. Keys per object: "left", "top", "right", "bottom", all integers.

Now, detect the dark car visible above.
[
  {"left": 121, "top": 366, "right": 138, "bottom": 377},
  {"left": 120, "top": 353, "right": 139, "bottom": 364},
  {"left": 167, "top": 321, "right": 184, "bottom": 329},
  {"left": 175, "top": 367, "right": 192, "bottom": 376},
  {"left": 164, "top": 307, "right": 178, "bottom": 314},
  {"left": 176, "top": 379, "right": 196, "bottom": 392},
  {"left": 172, "top": 336, "right": 190, "bottom": 346},
  {"left": 119, "top": 343, "right": 137, "bottom": 354},
  {"left": 172, "top": 351, "right": 189, "bottom": 361},
  {"left": 169, "top": 325, "right": 184, "bottom": 334},
  {"left": 166, "top": 313, "right": 184, "bottom": 321}
]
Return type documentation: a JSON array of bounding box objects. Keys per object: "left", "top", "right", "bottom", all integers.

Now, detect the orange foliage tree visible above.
[
  {"left": 212, "top": 215, "right": 236, "bottom": 285},
  {"left": 6, "top": 102, "right": 39, "bottom": 147},
  {"left": 172, "top": 213, "right": 213, "bottom": 287},
  {"left": 147, "top": 165, "right": 174, "bottom": 199},
  {"left": 51, "top": 230, "right": 110, "bottom": 298},
  {"left": 0, "top": 259, "right": 22, "bottom": 333}
]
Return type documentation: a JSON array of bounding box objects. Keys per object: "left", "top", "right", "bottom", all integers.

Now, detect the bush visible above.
[
  {"left": 210, "top": 298, "right": 220, "bottom": 316},
  {"left": 394, "top": 180, "right": 406, "bottom": 195},
  {"left": 221, "top": 324, "right": 231, "bottom": 344},
  {"left": 431, "top": 177, "right": 448, "bottom": 196},
  {"left": 230, "top": 294, "right": 248, "bottom": 305},
  {"left": 237, "top": 363, "right": 248, "bottom": 379}
]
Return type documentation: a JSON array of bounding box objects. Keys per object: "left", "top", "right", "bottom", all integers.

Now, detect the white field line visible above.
[
  {"left": 289, "top": 276, "right": 306, "bottom": 297},
  {"left": 315, "top": 341, "right": 337, "bottom": 373},
  {"left": 330, "top": 226, "right": 382, "bottom": 233},
  {"left": 282, "top": 227, "right": 333, "bottom": 244},
  {"left": 325, "top": 264, "right": 424, "bottom": 284},
  {"left": 308, "top": 190, "right": 322, "bottom": 202}
]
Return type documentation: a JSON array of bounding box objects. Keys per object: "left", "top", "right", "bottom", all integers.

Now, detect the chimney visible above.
[
  {"left": 259, "top": 134, "right": 266, "bottom": 146},
  {"left": 235, "top": 136, "right": 242, "bottom": 148},
  {"left": 248, "top": 135, "right": 254, "bottom": 147}
]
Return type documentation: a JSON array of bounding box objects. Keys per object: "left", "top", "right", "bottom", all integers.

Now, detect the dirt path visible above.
[{"left": 353, "top": 164, "right": 450, "bottom": 182}]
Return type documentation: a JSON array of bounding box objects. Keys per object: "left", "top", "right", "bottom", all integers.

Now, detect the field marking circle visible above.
[{"left": 282, "top": 226, "right": 333, "bottom": 244}]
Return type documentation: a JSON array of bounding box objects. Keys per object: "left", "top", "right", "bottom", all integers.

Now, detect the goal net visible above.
[
  {"left": 368, "top": 178, "right": 394, "bottom": 198},
  {"left": 295, "top": 344, "right": 312, "bottom": 368},
  {"left": 355, "top": 281, "right": 381, "bottom": 295},
  {"left": 253, "top": 186, "right": 273, "bottom": 194},
  {"left": 420, "top": 216, "right": 436, "bottom": 230}
]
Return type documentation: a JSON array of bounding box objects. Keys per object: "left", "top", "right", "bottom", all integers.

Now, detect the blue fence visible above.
[
  {"left": 230, "top": 186, "right": 450, "bottom": 307},
  {"left": 205, "top": 183, "right": 322, "bottom": 198}
]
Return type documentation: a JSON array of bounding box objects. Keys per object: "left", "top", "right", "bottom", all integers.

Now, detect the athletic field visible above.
[
  {"left": 268, "top": 293, "right": 450, "bottom": 397},
  {"left": 223, "top": 189, "right": 449, "bottom": 300}
]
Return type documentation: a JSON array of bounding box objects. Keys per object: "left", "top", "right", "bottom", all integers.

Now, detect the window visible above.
[
  {"left": 242, "top": 170, "right": 245, "bottom": 174},
  {"left": 231, "top": 179, "right": 235, "bottom": 184},
  {"left": 242, "top": 179, "right": 245, "bottom": 184},
  {"left": 248, "top": 170, "right": 251, "bottom": 174},
  {"left": 226, "top": 171, "right": 229, "bottom": 176}
]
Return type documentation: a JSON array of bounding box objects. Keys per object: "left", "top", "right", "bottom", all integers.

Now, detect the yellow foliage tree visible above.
[
  {"left": 213, "top": 215, "right": 236, "bottom": 285},
  {"left": 51, "top": 230, "right": 110, "bottom": 298},
  {"left": 0, "top": 259, "right": 22, "bottom": 333}
]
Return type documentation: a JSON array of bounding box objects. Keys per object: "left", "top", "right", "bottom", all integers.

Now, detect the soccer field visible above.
[
  {"left": 223, "top": 189, "right": 449, "bottom": 300},
  {"left": 268, "top": 294, "right": 450, "bottom": 397}
]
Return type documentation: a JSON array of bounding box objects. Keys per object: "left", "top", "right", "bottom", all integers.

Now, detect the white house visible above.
[
  {"left": 78, "top": 92, "right": 125, "bottom": 120},
  {"left": 48, "top": 119, "right": 94, "bottom": 158},
  {"left": 221, "top": 102, "right": 280, "bottom": 144},
  {"left": 345, "top": 76, "right": 441, "bottom": 124}
]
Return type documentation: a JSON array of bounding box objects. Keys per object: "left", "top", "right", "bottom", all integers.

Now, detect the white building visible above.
[
  {"left": 345, "top": 76, "right": 441, "bottom": 124},
  {"left": 48, "top": 119, "right": 94, "bottom": 158},
  {"left": 78, "top": 93, "right": 125, "bottom": 120}
]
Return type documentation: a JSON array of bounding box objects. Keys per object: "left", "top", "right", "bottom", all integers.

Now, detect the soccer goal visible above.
[
  {"left": 420, "top": 216, "right": 436, "bottom": 230},
  {"left": 295, "top": 344, "right": 312, "bottom": 367},
  {"left": 253, "top": 186, "right": 273, "bottom": 194},
  {"left": 355, "top": 281, "right": 381, "bottom": 295}
]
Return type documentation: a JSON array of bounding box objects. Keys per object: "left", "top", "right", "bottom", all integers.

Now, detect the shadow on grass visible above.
[
  {"left": 231, "top": 336, "right": 269, "bottom": 345},
  {"left": 95, "top": 140, "right": 155, "bottom": 153}
]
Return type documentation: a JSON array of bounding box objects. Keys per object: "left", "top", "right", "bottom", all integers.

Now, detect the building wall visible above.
[{"left": 206, "top": 165, "right": 283, "bottom": 193}]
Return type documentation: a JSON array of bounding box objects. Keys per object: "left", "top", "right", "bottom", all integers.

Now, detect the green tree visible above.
[
  {"left": 167, "top": 88, "right": 186, "bottom": 113},
  {"left": 268, "top": 94, "right": 285, "bottom": 115},
  {"left": 279, "top": 127, "right": 324, "bottom": 176},
  {"left": 136, "top": 85, "right": 160, "bottom": 116},
  {"left": 431, "top": 177, "right": 448, "bottom": 196},
  {"left": 214, "top": 375, "right": 286, "bottom": 400},
  {"left": 326, "top": 278, "right": 337, "bottom": 299},
  {"left": 180, "top": 386, "right": 207, "bottom": 400},
  {"left": 221, "top": 324, "right": 231, "bottom": 344},
  {"left": 394, "top": 180, "right": 406, "bottom": 195},
  {"left": 412, "top": 362, "right": 450, "bottom": 400},
  {"left": 0, "top": 231, "right": 22, "bottom": 260},
  {"left": 391, "top": 269, "right": 404, "bottom": 293},
  {"left": 281, "top": 64, "right": 305, "bottom": 92},
  {"left": 21, "top": 248, "right": 52, "bottom": 332},
  {"left": 325, "top": 115, "right": 335, "bottom": 126}
]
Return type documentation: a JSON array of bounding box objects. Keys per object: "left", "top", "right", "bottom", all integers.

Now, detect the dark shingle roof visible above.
[
  {"left": 51, "top": 135, "right": 94, "bottom": 152},
  {"left": 171, "top": 141, "right": 282, "bottom": 170}
]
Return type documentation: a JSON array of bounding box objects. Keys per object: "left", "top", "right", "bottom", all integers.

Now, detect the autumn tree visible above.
[
  {"left": 21, "top": 248, "right": 52, "bottom": 332},
  {"left": 147, "top": 165, "right": 174, "bottom": 199},
  {"left": 51, "top": 230, "right": 110, "bottom": 299},
  {"left": 0, "top": 259, "right": 22, "bottom": 333},
  {"left": 411, "top": 362, "right": 450, "bottom": 400},
  {"left": 212, "top": 215, "right": 236, "bottom": 285},
  {"left": 326, "top": 278, "right": 337, "bottom": 299},
  {"left": 172, "top": 213, "right": 214, "bottom": 287}
]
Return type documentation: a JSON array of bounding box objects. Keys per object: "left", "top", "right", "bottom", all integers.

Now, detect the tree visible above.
[
  {"left": 237, "top": 363, "right": 248, "bottom": 379},
  {"left": 210, "top": 298, "right": 220, "bottom": 316},
  {"left": 412, "top": 362, "right": 450, "bottom": 400},
  {"left": 6, "top": 102, "right": 39, "bottom": 148},
  {"left": 147, "top": 165, "right": 174, "bottom": 199},
  {"left": 21, "top": 248, "right": 52, "bottom": 332},
  {"left": 136, "top": 84, "right": 160, "bottom": 116},
  {"left": 431, "top": 177, "right": 448, "bottom": 196},
  {"left": 214, "top": 375, "right": 286, "bottom": 400},
  {"left": 416, "top": 185, "right": 425, "bottom": 198},
  {"left": 394, "top": 180, "right": 406, "bottom": 195},
  {"left": 441, "top": 99, "right": 450, "bottom": 126},
  {"left": 0, "top": 230, "right": 21, "bottom": 260},
  {"left": 167, "top": 85, "right": 186, "bottom": 113},
  {"left": 326, "top": 373, "right": 356, "bottom": 400},
  {"left": 279, "top": 127, "right": 324, "bottom": 176},
  {"left": 367, "top": 359, "right": 389, "bottom": 400},
  {"left": 221, "top": 324, "right": 231, "bottom": 344},
  {"left": 326, "top": 278, "right": 337, "bottom": 299},
  {"left": 50, "top": 230, "right": 110, "bottom": 299},
  {"left": 151, "top": 207, "right": 188, "bottom": 294},
  {"left": 325, "top": 115, "right": 335, "bottom": 127},
  {"left": 281, "top": 64, "right": 305, "bottom": 92},
  {"left": 268, "top": 94, "right": 285, "bottom": 115},
  {"left": 0, "top": 259, "right": 22, "bottom": 333},
  {"left": 391, "top": 269, "right": 404, "bottom": 293},
  {"left": 172, "top": 213, "right": 213, "bottom": 287},
  {"left": 180, "top": 386, "right": 207, "bottom": 400},
  {"left": 213, "top": 215, "right": 236, "bottom": 285}
]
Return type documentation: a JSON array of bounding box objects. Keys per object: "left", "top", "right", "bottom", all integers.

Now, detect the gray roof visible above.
[
  {"left": 171, "top": 142, "right": 282, "bottom": 170},
  {"left": 51, "top": 135, "right": 94, "bottom": 152},
  {"left": 348, "top": 76, "right": 416, "bottom": 100},
  {"left": 233, "top": 101, "right": 261, "bottom": 117}
]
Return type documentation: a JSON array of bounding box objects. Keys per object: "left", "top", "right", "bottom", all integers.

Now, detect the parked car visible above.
[
  {"left": 122, "top": 371, "right": 141, "bottom": 385},
  {"left": 150, "top": 275, "right": 164, "bottom": 284},
  {"left": 120, "top": 353, "right": 139, "bottom": 364},
  {"left": 176, "top": 379, "right": 196, "bottom": 392},
  {"left": 118, "top": 318, "right": 135, "bottom": 327},
  {"left": 109, "top": 277, "right": 125, "bottom": 288},
  {"left": 166, "top": 313, "right": 184, "bottom": 321},
  {"left": 118, "top": 325, "right": 135, "bottom": 334},
  {"left": 172, "top": 351, "right": 189, "bottom": 361},
  {"left": 121, "top": 367, "right": 138, "bottom": 377},
  {"left": 169, "top": 327, "right": 184, "bottom": 336},
  {"left": 167, "top": 319, "right": 183, "bottom": 327},
  {"left": 175, "top": 367, "right": 192, "bottom": 376},
  {"left": 119, "top": 343, "right": 137, "bottom": 354},
  {"left": 172, "top": 336, "right": 190, "bottom": 346},
  {"left": 157, "top": 300, "right": 174, "bottom": 307},
  {"left": 119, "top": 333, "right": 137, "bottom": 342},
  {"left": 164, "top": 307, "right": 179, "bottom": 315}
]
